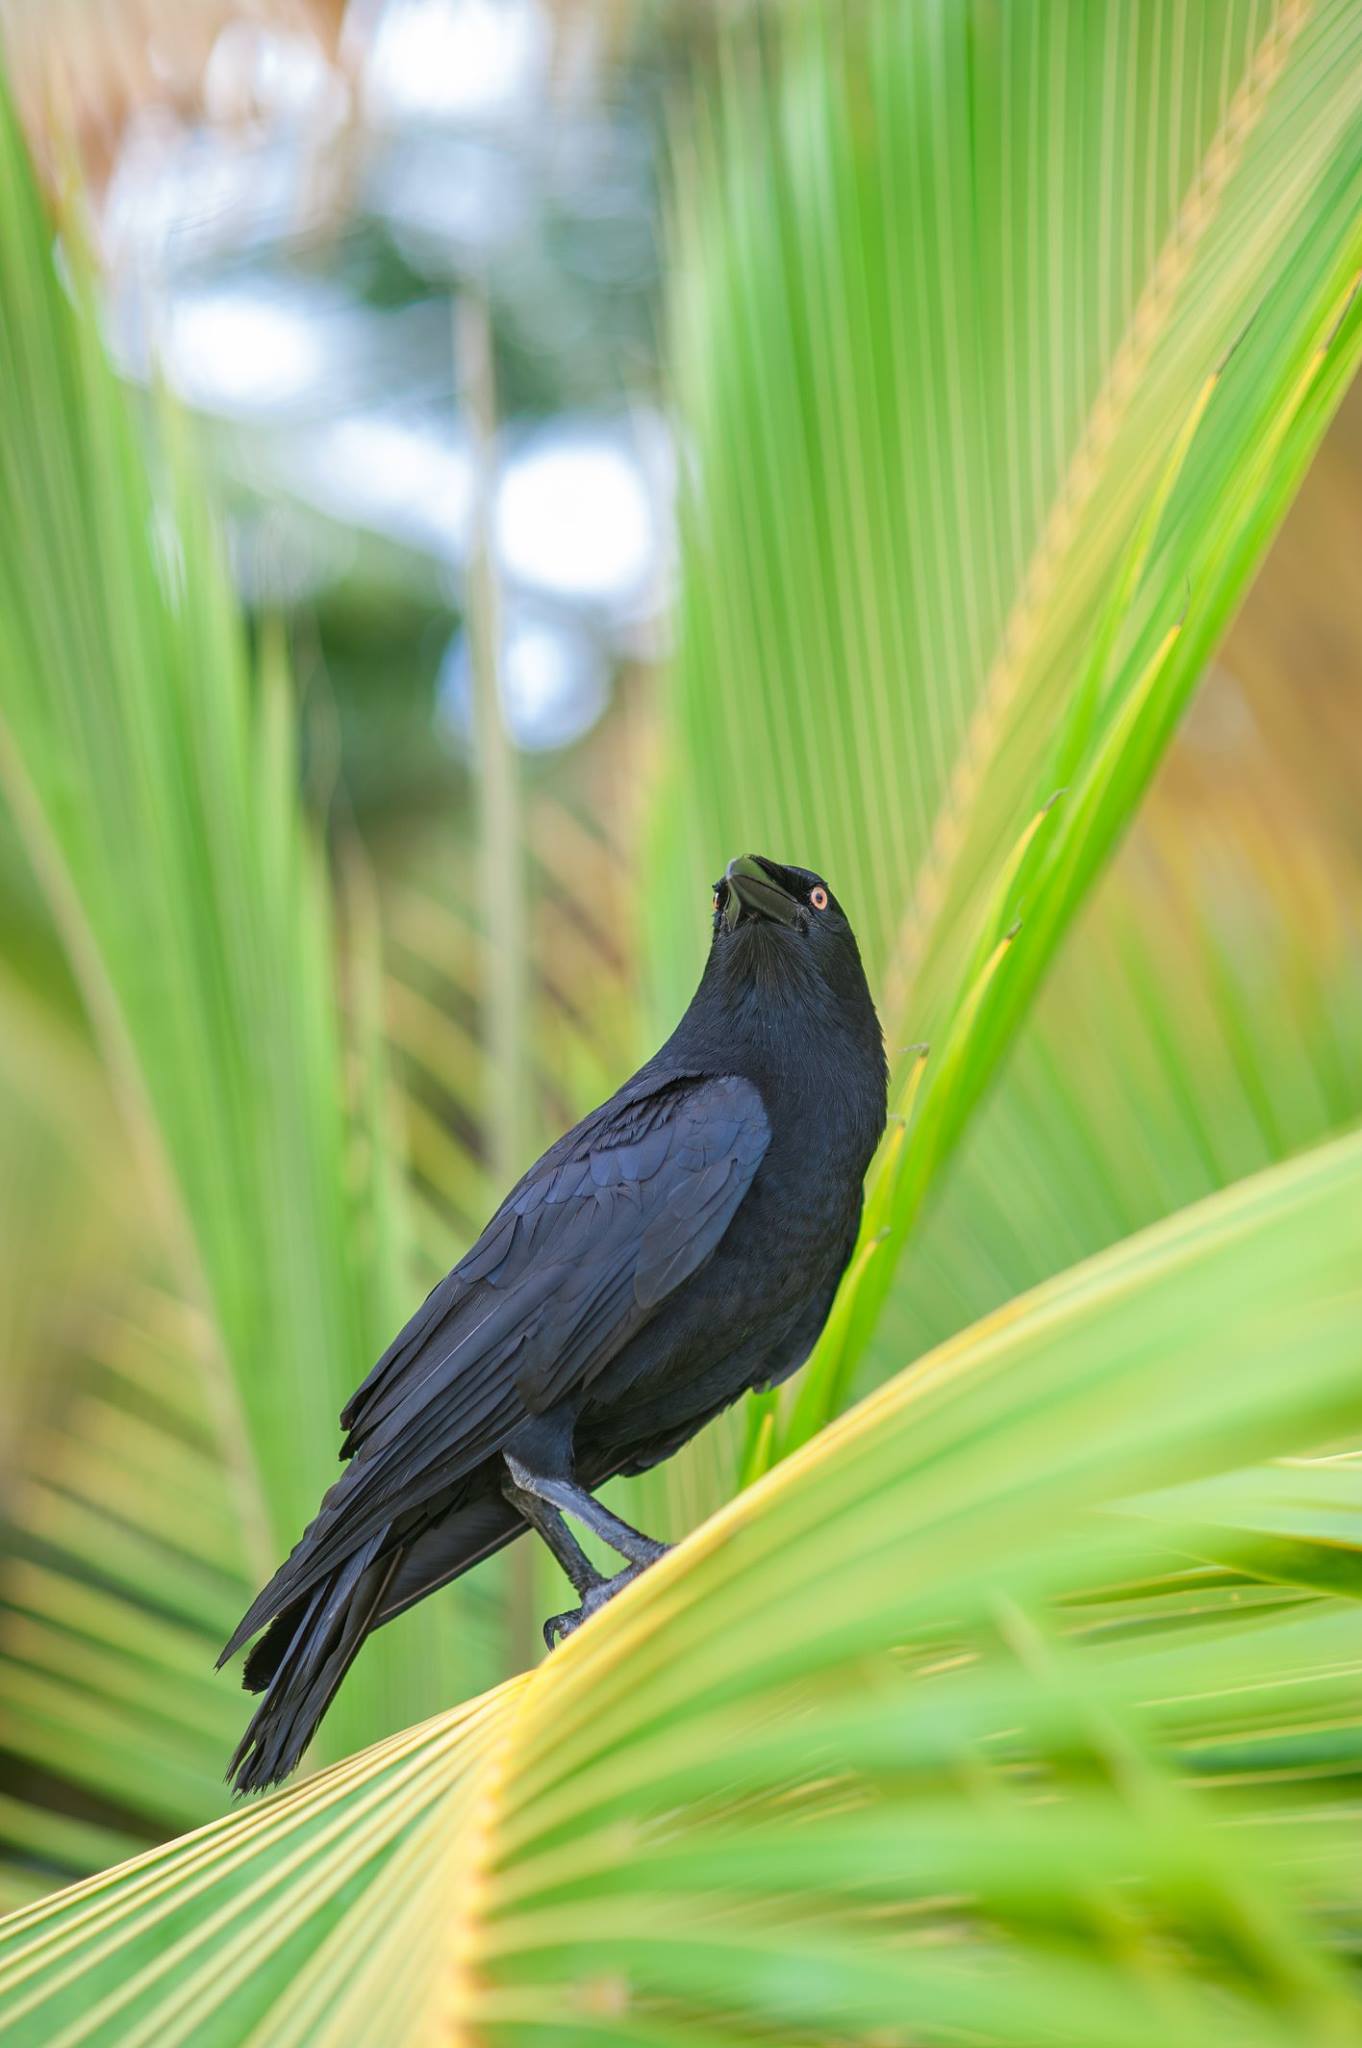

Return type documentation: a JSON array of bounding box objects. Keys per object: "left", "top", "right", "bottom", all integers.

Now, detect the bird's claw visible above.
[
  {"left": 543, "top": 1606, "right": 583, "bottom": 1649},
  {"left": 542, "top": 1557, "right": 661, "bottom": 1651}
]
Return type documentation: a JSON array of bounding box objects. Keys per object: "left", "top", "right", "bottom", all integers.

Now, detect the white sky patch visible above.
[
  {"left": 363, "top": 0, "right": 551, "bottom": 128},
  {"left": 497, "top": 426, "right": 657, "bottom": 609},
  {"left": 294, "top": 410, "right": 475, "bottom": 558},
  {"left": 162, "top": 287, "right": 335, "bottom": 416},
  {"left": 439, "top": 604, "right": 609, "bottom": 753}
]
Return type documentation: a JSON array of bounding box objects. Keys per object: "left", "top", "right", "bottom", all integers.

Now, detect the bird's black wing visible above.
[{"left": 223, "top": 1070, "right": 768, "bottom": 1653}]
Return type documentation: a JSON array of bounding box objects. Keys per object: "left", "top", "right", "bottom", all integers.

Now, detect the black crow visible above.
[{"left": 221, "top": 854, "right": 886, "bottom": 1792}]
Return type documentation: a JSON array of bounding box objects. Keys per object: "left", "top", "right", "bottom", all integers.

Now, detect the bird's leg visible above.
[
  {"left": 541, "top": 1563, "right": 650, "bottom": 1648},
  {"left": 500, "top": 1474, "right": 604, "bottom": 1601},
  {"left": 503, "top": 1450, "right": 672, "bottom": 1648},
  {"left": 503, "top": 1453, "right": 670, "bottom": 1569}
]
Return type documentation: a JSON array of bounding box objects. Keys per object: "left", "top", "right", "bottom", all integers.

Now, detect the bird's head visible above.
[
  {"left": 707, "top": 854, "right": 874, "bottom": 1015},
  {"left": 674, "top": 853, "right": 885, "bottom": 1128}
]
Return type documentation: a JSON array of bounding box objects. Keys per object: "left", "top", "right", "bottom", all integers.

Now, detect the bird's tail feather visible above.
[
  {"left": 223, "top": 1493, "right": 529, "bottom": 1794},
  {"left": 226, "top": 1531, "right": 398, "bottom": 1796},
  {"left": 373, "top": 1492, "right": 525, "bottom": 1630}
]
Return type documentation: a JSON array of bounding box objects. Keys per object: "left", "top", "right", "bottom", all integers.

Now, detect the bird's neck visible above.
[{"left": 660, "top": 952, "right": 887, "bottom": 1165}]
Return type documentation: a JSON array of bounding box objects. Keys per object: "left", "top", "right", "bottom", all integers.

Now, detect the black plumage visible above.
[{"left": 221, "top": 854, "right": 887, "bottom": 1792}]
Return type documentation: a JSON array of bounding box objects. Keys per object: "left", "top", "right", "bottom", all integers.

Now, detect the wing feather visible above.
[{"left": 244, "top": 1071, "right": 769, "bottom": 1622}]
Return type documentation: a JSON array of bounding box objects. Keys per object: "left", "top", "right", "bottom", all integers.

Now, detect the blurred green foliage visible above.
[{"left": 2, "top": 3, "right": 1362, "bottom": 2042}]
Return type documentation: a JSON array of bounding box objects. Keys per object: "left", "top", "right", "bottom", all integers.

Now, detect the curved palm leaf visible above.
[
  {"left": 2, "top": 0, "right": 1362, "bottom": 2007},
  {"left": 662, "top": 0, "right": 1362, "bottom": 1012},
  {"left": 859, "top": 661, "right": 1362, "bottom": 1607},
  {"left": 3, "top": 1127, "right": 1362, "bottom": 2043},
  {"left": 0, "top": 986, "right": 238, "bottom": 1892},
  {"left": 0, "top": 72, "right": 478, "bottom": 1768},
  {"left": 886, "top": 749, "right": 1362, "bottom": 1367},
  {"left": 0, "top": 1287, "right": 253, "bottom": 1877},
  {"left": 651, "top": 0, "right": 1362, "bottom": 1488}
]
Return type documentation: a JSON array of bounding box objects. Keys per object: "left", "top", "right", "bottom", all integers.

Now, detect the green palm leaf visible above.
[
  {"left": 650, "top": 0, "right": 1362, "bottom": 1486},
  {"left": 1, "top": 1287, "right": 253, "bottom": 1861},
  {"left": 662, "top": 0, "right": 1362, "bottom": 1015},
  {"left": 0, "top": 79, "right": 463, "bottom": 1769},
  {"left": 4, "top": 1127, "right": 1362, "bottom": 2044},
  {"left": 2, "top": 0, "right": 1362, "bottom": 2019},
  {"left": 883, "top": 724, "right": 1362, "bottom": 1362}
]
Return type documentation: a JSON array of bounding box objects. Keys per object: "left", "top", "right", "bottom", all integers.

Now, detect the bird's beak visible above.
[{"left": 720, "top": 855, "right": 801, "bottom": 933}]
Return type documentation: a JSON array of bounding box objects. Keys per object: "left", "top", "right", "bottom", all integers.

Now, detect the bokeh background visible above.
[{"left": 1, "top": 4, "right": 1361, "bottom": 2019}]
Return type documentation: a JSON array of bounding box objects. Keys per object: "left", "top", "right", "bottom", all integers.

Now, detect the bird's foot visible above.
[{"left": 542, "top": 1551, "right": 670, "bottom": 1651}]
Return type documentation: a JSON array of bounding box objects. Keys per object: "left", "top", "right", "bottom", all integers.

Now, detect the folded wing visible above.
[{"left": 222, "top": 1070, "right": 768, "bottom": 1658}]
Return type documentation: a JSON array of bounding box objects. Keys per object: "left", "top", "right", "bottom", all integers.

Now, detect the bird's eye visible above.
[{"left": 810, "top": 886, "right": 829, "bottom": 911}]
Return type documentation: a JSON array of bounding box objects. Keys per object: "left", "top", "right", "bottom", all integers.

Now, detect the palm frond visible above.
[
  {"left": 882, "top": 723, "right": 1362, "bottom": 1368},
  {"left": 5, "top": 1127, "right": 1362, "bottom": 2042},
  {"left": 663, "top": 0, "right": 1362, "bottom": 1017},
  {"left": 0, "top": 74, "right": 467, "bottom": 1767},
  {"left": 0, "top": 1289, "right": 252, "bottom": 1870},
  {"left": 648, "top": 0, "right": 1362, "bottom": 1488}
]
